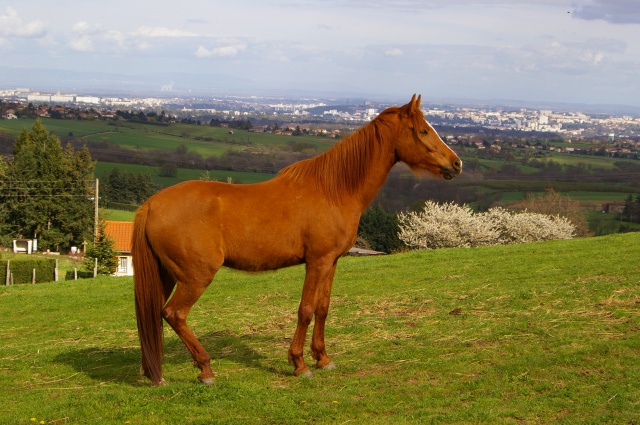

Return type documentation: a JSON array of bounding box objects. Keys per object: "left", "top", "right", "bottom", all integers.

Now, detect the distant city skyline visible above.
[{"left": 1, "top": 1, "right": 639, "bottom": 107}]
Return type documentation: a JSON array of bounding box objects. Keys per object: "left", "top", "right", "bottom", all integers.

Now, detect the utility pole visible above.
[{"left": 94, "top": 178, "right": 99, "bottom": 243}]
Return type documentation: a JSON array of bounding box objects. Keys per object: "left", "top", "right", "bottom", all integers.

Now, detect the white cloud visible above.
[
  {"left": 195, "top": 46, "right": 211, "bottom": 58},
  {"left": 104, "top": 30, "right": 125, "bottom": 45},
  {"left": 73, "top": 21, "right": 91, "bottom": 33},
  {"left": 195, "top": 43, "right": 247, "bottom": 58},
  {"left": 384, "top": 48, "right": 404, "bottom": 57},
  {"left": 0, "top": 6, "right": 47, "bottom": 38},
  {"left": 69, "top": 35, "right": 93, "bottom": 52},
  {"left": 135, "top": 26, "right": 196, "bottom": 38}
]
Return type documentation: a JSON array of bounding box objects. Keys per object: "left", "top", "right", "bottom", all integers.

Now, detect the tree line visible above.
[
  {"left": 99, "top": 168, "right": 156, "bottom": 206},
  {"left": 0, "top": 119, "right": 95, "bottom": 251},
  {"left": 623, "top": 194, "right": 640, "bottom": 223}
]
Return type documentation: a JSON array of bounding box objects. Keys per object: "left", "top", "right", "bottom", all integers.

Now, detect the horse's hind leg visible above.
[{"left": 162, "top": 272, "right": 217, "bottom": 385}]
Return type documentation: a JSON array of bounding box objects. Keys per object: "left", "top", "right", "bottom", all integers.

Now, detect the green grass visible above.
[
  {"left": 94, "top": 162, "right": 275, "bottom": 186},
  {"left": 0, "top": 118, "right": 332, "bottom": 158},
  {"left": 1, "top": 233, "right": 639, "bottom": 424},
  {"left": 0, "top": 117, "right": 115, "bottom": 138},
  {"left": 547, "top": 152, "right": 622, "bottom": 169},
  {"left": 103, "top": 209, "right": 136, "bottom": 221},
  {"left": 499, "top": 191, "right": 633, "bottom": 205}
]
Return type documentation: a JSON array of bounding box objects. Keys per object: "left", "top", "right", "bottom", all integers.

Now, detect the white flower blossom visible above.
[{"left": 398, "top": 201, "right": 575, "bottom": 250}]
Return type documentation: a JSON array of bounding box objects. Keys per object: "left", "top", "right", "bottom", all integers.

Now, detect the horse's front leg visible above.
[
  {"left": 311, "top": 264, "right": 337, "bottom": 370},
  {"left": 288, "top": 259, "right": 335, "bottom": 377}
]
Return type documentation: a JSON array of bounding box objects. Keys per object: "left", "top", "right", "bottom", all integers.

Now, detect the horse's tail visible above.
[{"left": 132, "top": 203, "right": 165, "bottom": 385}]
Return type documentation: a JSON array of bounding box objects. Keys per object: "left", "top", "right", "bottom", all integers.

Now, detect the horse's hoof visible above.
[
  {"left": 294, "top": 368, "right": 314, "bottom": 378},
  {"left": 198, "top": 375, "right": 215, "bottom": 385},
  {"left": 318, "top": 361, "right": 336, "bottom": 371},
  {"left": 152, "top": 378, "right": 166, "bottom": 387}
]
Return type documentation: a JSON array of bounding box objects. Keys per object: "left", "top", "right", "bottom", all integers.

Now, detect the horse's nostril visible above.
[{"left": 453, "top": 160, "right": 462, "bottom": 171}]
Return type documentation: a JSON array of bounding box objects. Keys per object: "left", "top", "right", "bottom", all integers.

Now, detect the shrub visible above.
[
  {"left": 481, "top": 207, "right": 576, "bottom": 245},
  {"left": 358, "top": 204, "right": 404, "bottom": 253},
  {"left": 0, "top": 258, "right": 57, "bottom": 284},
  {"left": 397, "top": 202, "right": 498, "bottom": 249},
  {"left": 513, "top": 189, "right": 590, "bottom": 237},
  {"left": 398, "top": 201, "right": 575, "bottom": 250}
]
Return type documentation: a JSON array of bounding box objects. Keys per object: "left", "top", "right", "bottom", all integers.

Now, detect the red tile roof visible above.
[{"left": 104, "top": 221, "right": 134, "bottom": 253}]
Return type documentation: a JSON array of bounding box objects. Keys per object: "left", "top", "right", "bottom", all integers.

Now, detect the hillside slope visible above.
[{"left": 0, "top": 233, "right": 638, "bottom": 424}]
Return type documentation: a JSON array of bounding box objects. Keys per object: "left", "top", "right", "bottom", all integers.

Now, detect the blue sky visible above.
[{"left": 1, "top": 0, "right": 639, "bottom": 106}]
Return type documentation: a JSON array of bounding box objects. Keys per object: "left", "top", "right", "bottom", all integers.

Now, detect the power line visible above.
[
  {"left": 0, "top": 194, "right": 93, "bottom": 198},
  {"left": 0, "top": 179, "right": 95, "bottom": 183}
]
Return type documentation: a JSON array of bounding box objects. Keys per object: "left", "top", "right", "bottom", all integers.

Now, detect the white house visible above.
[{"left": 104, "top": 221, "right": 134, "bottom": 276}]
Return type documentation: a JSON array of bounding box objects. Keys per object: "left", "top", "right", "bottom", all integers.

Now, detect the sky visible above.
[{"left": 1, "top": 0, "right": 640, "bottom": 107}]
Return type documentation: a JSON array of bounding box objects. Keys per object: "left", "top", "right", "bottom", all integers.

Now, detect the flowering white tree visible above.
[
  {"left": 398, "top": 201, "right": 575, "bottom": 250},
  {"left": 397, "top": 202, "right": 498, "bottom": 249},
  {"left": 481, "top": 207, "right": 575, "bottom": 245}
]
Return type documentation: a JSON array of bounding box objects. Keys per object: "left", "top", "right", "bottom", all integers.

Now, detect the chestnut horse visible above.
[{"left": 132, "top": 94, "right": 461, "bottom": 385}]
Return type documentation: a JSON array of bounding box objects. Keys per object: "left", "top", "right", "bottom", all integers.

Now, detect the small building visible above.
[
  {"left": 104, "top": 221, "right": 134, "bottom": 276},
  {"left": 601, "top": 202, "right": 626, "bottom": 214},
  {"left": 12, "top": 238, "right": 37, "bottom": 254}
]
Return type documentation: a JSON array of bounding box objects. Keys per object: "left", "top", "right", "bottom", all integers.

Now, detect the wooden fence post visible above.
[
  {"left": 93, "top": 258, "right": 98, "bottom": 278},
  {"left": 5, "top": 261, "right": 9, "bottom": 286},
  {"left": 32, "top": 268, "right": 36, "bottom": 284},
  {"left": 55, "top": 259, "right": 59, "bottom": 282}
]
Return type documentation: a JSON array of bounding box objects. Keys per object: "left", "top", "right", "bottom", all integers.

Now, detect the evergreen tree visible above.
[
  {"left": 84, "top": 219, "right": 117, "bottom": 275},
  {"left": 101, "top": 167, "right": 156, "bottom": 205},
  {"left": 358, "top": 204, "right": 404, "bottom": 253},
  {"left": 0, "top": 119, "right": 95, "bottom": 251}
]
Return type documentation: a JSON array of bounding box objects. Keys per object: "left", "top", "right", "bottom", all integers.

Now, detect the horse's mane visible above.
[{"left": 279, "top": 106, "right": 404, "bottom": 204}]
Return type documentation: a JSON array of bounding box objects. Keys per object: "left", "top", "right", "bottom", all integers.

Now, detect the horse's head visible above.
[{"left": 392, "top": 94, "right": 462, "bottom": 180}]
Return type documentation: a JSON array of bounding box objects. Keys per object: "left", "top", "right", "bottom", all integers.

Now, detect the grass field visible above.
[
  {"left": 499, "top": 191, "right": 632, "bottom": 204},
  {"left": 94, "top": 162, "right": 275, "bottom": 187},
  {"left": 1, "top": 233, "right": 638, "bottom": 424},
  {"left": 0, "top": 117, "right": 333, "bottom": 157},
  {"left": 102, "top": 209, "right": 136, "bottom": 222}
]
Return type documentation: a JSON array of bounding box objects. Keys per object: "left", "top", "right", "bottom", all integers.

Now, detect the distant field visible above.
[
  {"left": 499, "top": 190, "right": 632, "bottom": 205},
  {"left": 95, "top": 162, "right": 275, "bottom": 187},
  {"left": 2, "top": 117, "right": 631, "bottom": 174},
  {"left": 0, "top": 117, "right": 334, "bottom": 158},
  {"left": 3, "top": 117, "right": 638, "bottom": 216},
  {"left": 547, "top": 151, "right": 622, "bottom": 169},
  {"left": 468, "top": 157, "right": 540, "bottom": 174},
  {"left": 0, "top": 117, "right": 113, "bottom": 138},
  {"left": 103, "top": 209, "right": 136, "bottom": 221}
]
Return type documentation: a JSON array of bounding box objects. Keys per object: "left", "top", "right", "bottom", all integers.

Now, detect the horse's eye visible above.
[{"left": 420, "top": 129, "right": 429, "bottom": 136}]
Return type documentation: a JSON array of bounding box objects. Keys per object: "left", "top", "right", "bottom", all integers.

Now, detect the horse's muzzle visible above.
[{"left": 443, "top": 160, "right": 462, "bottom": 180}]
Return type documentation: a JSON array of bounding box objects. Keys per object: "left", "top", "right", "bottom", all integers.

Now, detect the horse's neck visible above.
[
  {"left": 343, "top": 124, "right": 397, "bottom": 210},
  {"left": 278, "top": 120, "right": 397, "bottom": 210}
]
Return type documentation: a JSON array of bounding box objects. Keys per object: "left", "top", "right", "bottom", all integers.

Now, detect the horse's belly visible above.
[{"left": 222, "top": 241, "right": 304, "bottom": 272}]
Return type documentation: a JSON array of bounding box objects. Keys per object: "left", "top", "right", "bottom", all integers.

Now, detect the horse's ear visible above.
[{"left": 409, "top": 94, "right": 421, "bottom": 110}]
